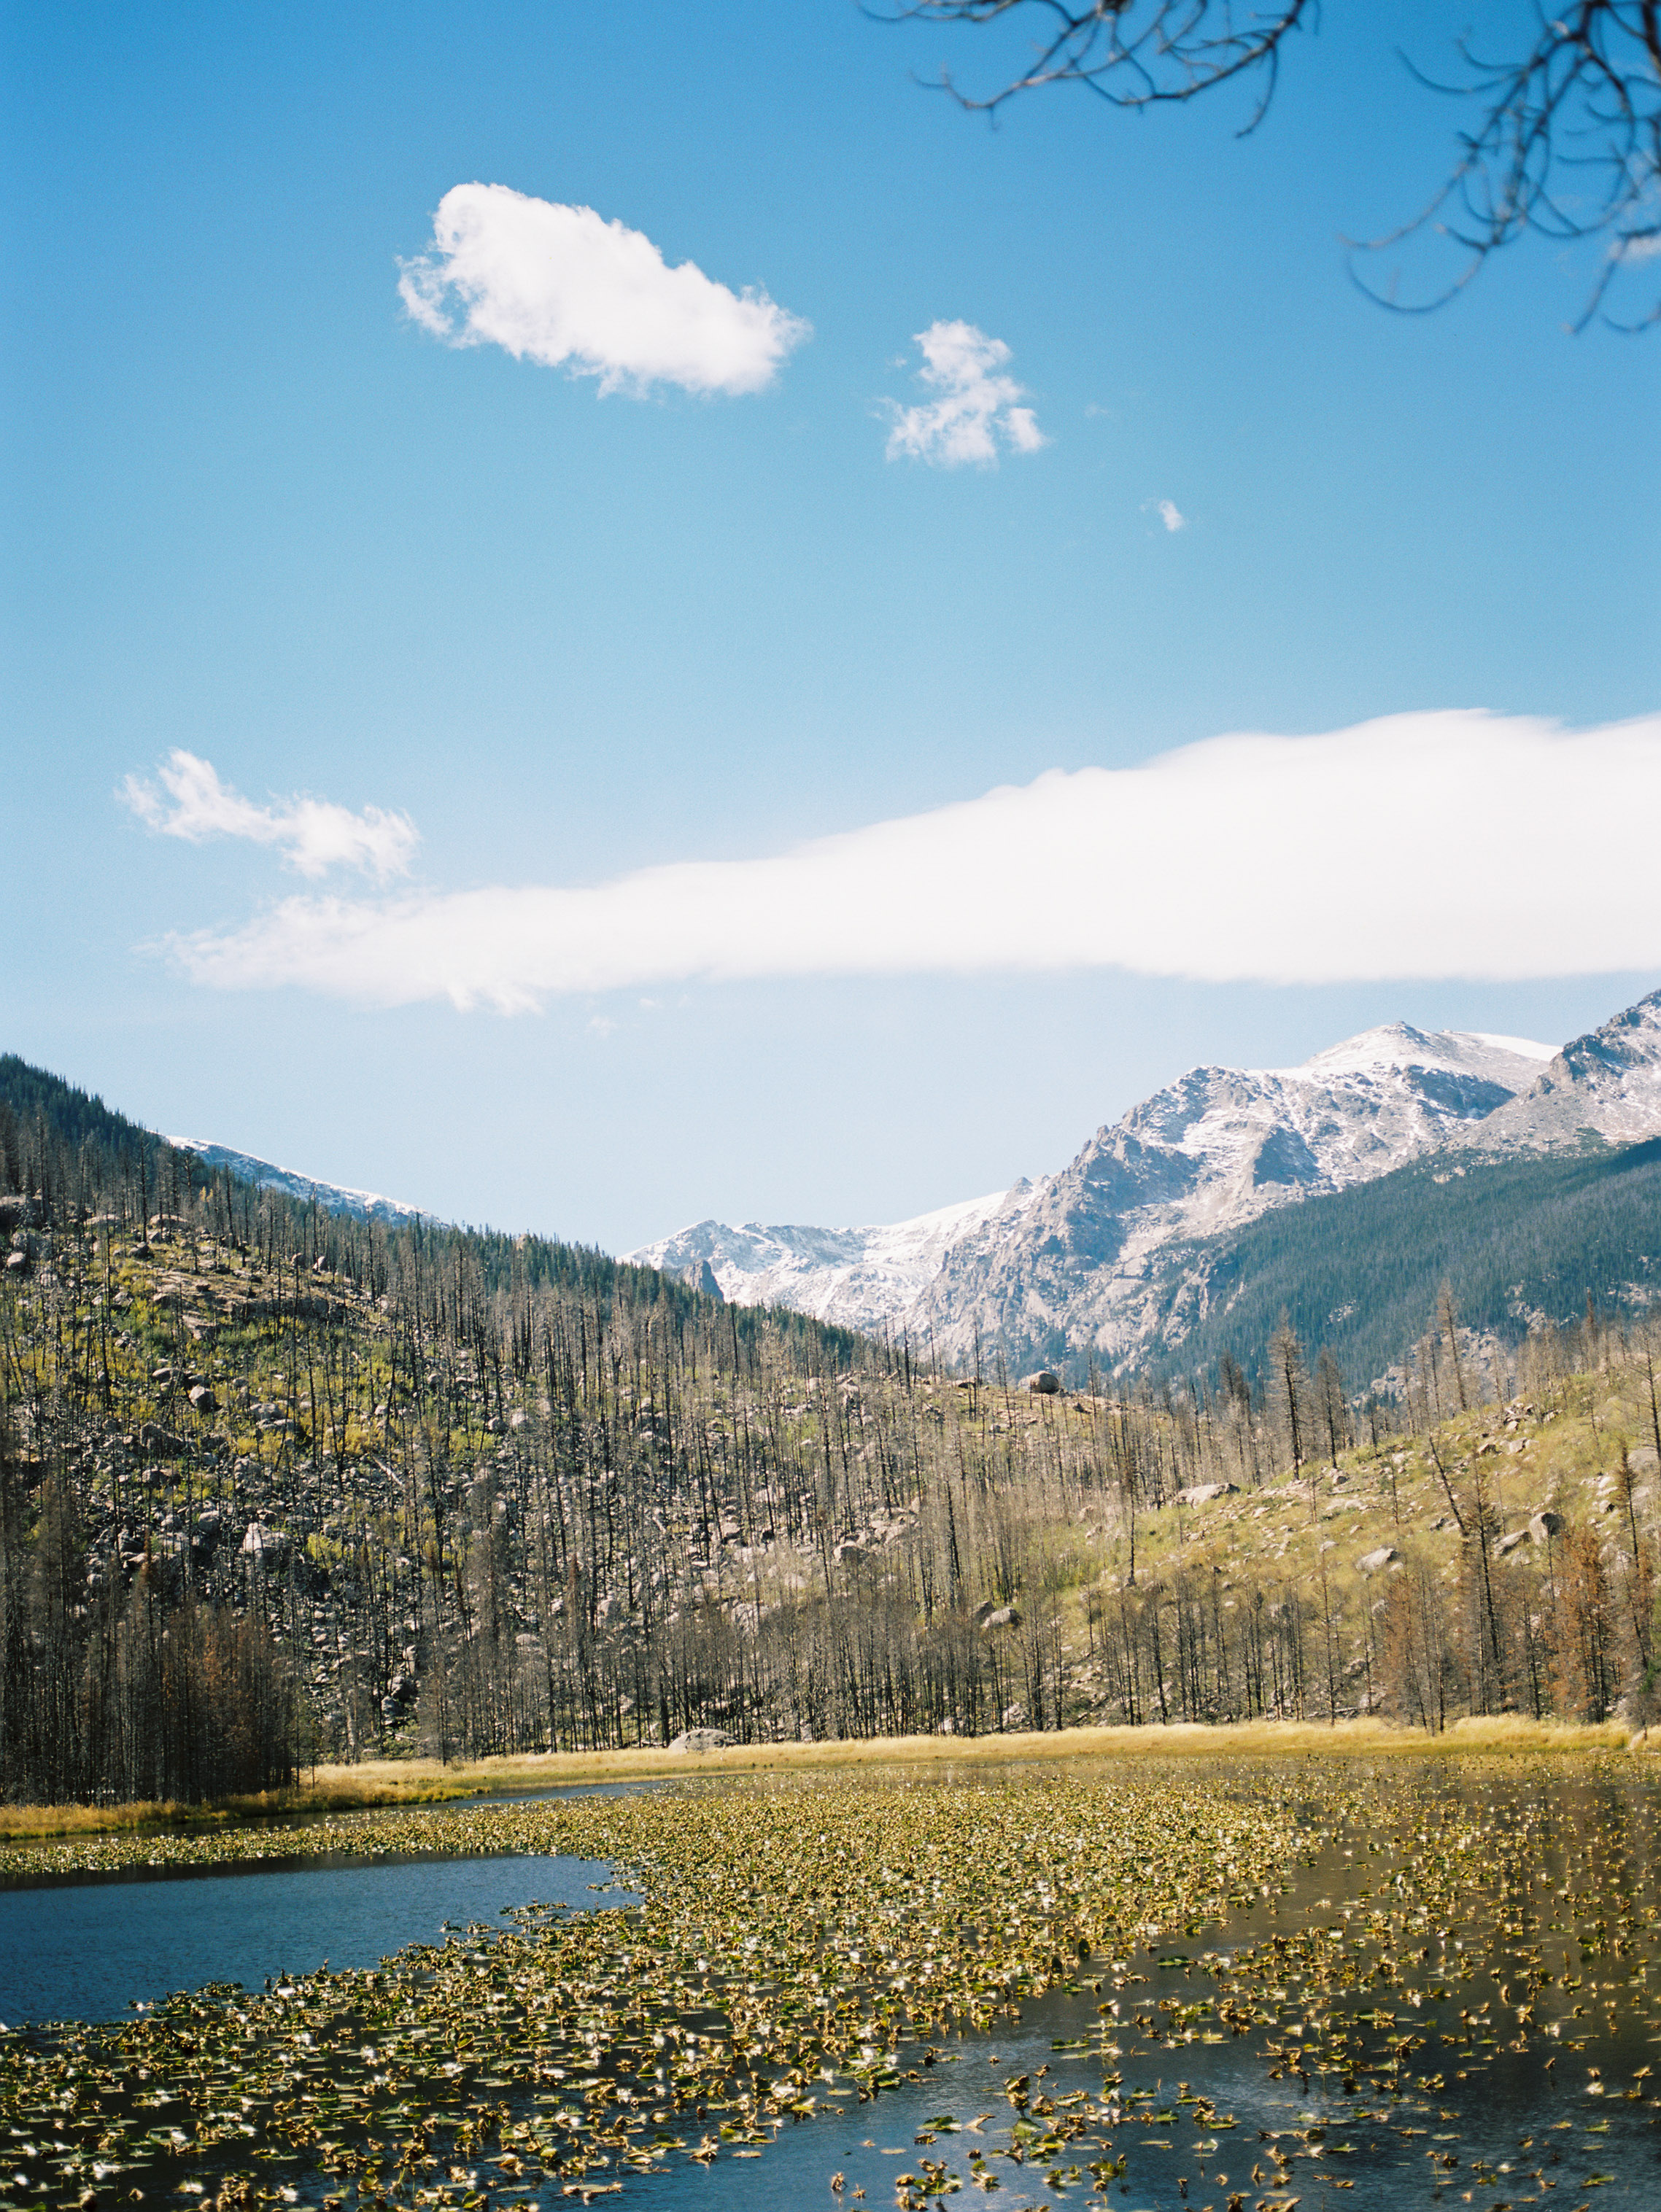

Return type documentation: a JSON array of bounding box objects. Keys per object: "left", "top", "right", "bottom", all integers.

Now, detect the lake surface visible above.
[
  {"left": 632, "top": 1766, "right": 1661, "bottom": 2211},
  {"left": 579, "top": 1961, "right": 1661, "bottom": 2212},
  {"left": 0, "top": 1850, "right": 628, "bottom": 2026},
  {"left": 5, "top": 1763, "right": 1660, "bottom": 2209}
]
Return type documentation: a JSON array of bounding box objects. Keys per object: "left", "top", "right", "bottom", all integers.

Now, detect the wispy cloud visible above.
[
  {"left": 881, "top": 321, "right": 1047, "bottom": 467},
  {"left": 152, "top": 713, "right": 1661, "bottom": 1009},
  {"left": 398, "top": 183, "right": 810, "bottom": 397},
  {"left": 1153, "top": 498, "right": 1186, "bottom": 532},
  {"left": 122, "top": 750, "right": 419, "bottom": 881}
]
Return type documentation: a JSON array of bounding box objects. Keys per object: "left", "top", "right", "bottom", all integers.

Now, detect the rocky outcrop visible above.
[{"left": 1449, "top": 987, "right": 1661, "bottom": 1156}]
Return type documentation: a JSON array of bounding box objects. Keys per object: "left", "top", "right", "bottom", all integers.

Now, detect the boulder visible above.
[
  {"left": 1495, "top": 1529, "right": 1530, "bottom": 1556},
  {"left": 1176, "top": 1482, "right": 1239, "bottom": 1507},
  {"left": 667, "top": 1728, "right": 734, "bottom": 1754},
  {"left": 187, "top": 1384, "right": 218, "bottom": 1413},
  {"left": 1356, "top": 1546, "right": 1401, "bottom": 1576},
  {"left": 1025, "top": 1371, "right": 1063, "bottom": 1394},
  {"left": 979, "top": 1603, "right": 1022, "bottom": 1631},
  {"left": 1530, "top": 1509, "right": 1565, "bottom": 1542}
]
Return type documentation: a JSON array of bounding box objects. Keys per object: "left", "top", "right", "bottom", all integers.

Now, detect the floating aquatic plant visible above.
[{"left": 3, "top": 1755, "right": 1660, "bottom": 2209}]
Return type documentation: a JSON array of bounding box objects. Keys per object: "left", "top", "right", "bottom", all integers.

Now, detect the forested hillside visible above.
[
  {"left": 4, "top": 1052, "right": 1661, "bottom": 1806},
  {"left": 1149, "top": 1136, "right": 1661, "bottom": 1392}
]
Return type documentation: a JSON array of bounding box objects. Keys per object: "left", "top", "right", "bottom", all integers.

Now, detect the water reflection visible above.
[{"left": 0, "top": 1853, "right": 630, "bottom": 2026}]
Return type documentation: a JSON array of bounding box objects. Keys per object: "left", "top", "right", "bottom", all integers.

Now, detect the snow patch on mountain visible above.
[
  {"left": 630, "top": 1187, "right": 1028, "bottom": 1335},
  {"left": 1450, "top": 987, "right": 1661, "bottom": 1155},
  {"left": 630, "top": 1020, "right": 1563, "bottom": 1358},
  {"left": 1284, "top": 1024, "right": 1554, "bottom": 1082},
  {"left": 167, "top": 1138, "right": 426, "bottom": 1226}
]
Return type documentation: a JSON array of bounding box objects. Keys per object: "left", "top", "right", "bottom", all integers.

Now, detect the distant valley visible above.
[{"left": 153, "top": 990, "right": 1661, "bottom": 1390}]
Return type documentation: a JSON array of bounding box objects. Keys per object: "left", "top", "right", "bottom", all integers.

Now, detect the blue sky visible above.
[{"left": 4, "top": 0, "right": 1658, "bottom": 1248}]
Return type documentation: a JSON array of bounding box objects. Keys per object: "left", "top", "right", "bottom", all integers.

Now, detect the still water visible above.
[
  {"left": 589, "top": 1963, "right": 1661, "bottom": 2212},
  {"left": 4, "top": 1767, "right": 1660, "bottom": 2209},
  {"left": 0, "top": 1851, "right": 627, "bottom": 2027}
]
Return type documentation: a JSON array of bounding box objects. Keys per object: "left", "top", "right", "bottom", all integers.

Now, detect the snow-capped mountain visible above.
[
  {"left": 632, "top": 1187, "right": 1037, "bottom": 1336},
  {"left": 1450, "top": 986, "right": 1661, "bottom": 1155},
  {"left": 913, "top": 1023, "right": 1557, "bottom": 1370},
  {"left": 166, "top": 1138, "right": 426, "bottom": 1227},
  {"left": 629, "top": 1019, "right": 1566, "bottom": 1361}
]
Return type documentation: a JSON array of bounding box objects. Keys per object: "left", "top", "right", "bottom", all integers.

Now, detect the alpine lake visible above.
[{"left": 2, "top": 1753, "right": 1659, "bottom": 2212}]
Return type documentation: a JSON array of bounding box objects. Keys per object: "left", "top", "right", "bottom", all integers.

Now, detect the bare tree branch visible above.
[
  {"left": 1347, "top": 4, "right": 1661, "bottom": 330},
  {"left": 873, "top": 1, "right": 1313, "bottom": 128},
  {"left": 878, "top": 1, "right": 1661, "bottom": 328}
]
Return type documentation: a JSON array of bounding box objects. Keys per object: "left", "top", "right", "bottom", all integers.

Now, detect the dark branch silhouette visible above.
[{"left": 877, "top": 3, "right": 1661, "bottom": 327}]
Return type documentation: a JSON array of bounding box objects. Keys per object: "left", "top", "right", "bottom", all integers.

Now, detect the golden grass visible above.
[
  {"left": 4, "top": 1712, "right": 1641, "bottom": 1842},
  {"left": 0, "top": 1777, "right": 474, "bottom": 1844},
  {"left": 431, "top": 1712, "right": 1625, "bottom": 1775}
]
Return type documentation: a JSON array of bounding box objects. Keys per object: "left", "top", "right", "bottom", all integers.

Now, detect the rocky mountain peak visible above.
[
  {"left": 1283, "top": 1022, "right": 1554, "bottom": 1086},
  {"left": 1452, "top": 984, "right": 1661, "bottom": 1154},
  {"left": 629, "top": 985, "right": 1661, "bottom": 1375}
]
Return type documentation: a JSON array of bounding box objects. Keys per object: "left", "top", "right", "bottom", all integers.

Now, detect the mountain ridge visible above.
[
  {"left": 631, "top": 1020, "right": 1560, "bottom": 1349},
  {"left": 1447, "top": 988, "right": 1661, "bottom": 1157},
  {"left": 165, "top": 1136, "right": 427, "bottom": 1228},
  {"left": 631, "top": 991, "right": 1661, "bottom": 1374}
]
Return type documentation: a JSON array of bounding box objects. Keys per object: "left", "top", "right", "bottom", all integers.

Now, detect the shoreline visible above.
[{"left": 2, "top": 1712, "right": 1646, "bottom": 1841}]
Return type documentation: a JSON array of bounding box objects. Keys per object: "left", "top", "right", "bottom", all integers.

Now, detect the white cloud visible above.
[
  {"left": 398, "top": 182, "right": 810, "bottom": 397},
  {"left": 154, "top": 712, "right": 1661, "bottom": 1010},
  {"left": 121, "top": 750, "right": 418, "bottom": 881},
  {"left": 882, "top": 321, "right": 1048, "bottom": 466},
  {"left": 1155, "top": 499, "right": 1186, "bottom": 532}
]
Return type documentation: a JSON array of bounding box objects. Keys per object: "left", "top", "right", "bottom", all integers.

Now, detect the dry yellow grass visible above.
[
  {"left": 356, "top": 1712, "right": 1636, "bottom": 1786},
  {"left": 0, "top": 1775, "right": 472, "bottom": 1843},
  {"left": 4, "top": 1712, "right": 1641, "bottom": 1842},
  {"left": 375, "top": 1712, "right": 1627, "bottom": 1782}
]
